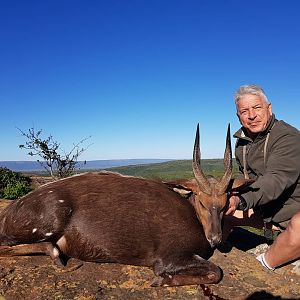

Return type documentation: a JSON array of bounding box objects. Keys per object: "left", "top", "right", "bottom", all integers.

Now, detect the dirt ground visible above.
[
  {"left": 0, "top": 237, "right": 299, "bottom": 300},
  {"left": 0, "top": 177, "right": 299, "bottom": 299}
]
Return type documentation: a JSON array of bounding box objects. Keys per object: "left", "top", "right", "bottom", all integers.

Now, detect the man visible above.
[{"left": 224, "top": 84, "right": 300, "bottom": 270}]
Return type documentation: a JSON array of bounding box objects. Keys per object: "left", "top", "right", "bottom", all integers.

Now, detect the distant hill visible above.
[
  {"left": 108, "top": 159, "right": 239, "bottom": 180},
  {"left": 0, "top": 159, "right": 239, "bottom": 180},
  {"left": 0, "top": 159, "right": 172, "bottom": 172}
]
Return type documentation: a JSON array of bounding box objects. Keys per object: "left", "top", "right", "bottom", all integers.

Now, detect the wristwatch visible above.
[{"left": 237, "top": 195, "right": 247, "bottom": 211}]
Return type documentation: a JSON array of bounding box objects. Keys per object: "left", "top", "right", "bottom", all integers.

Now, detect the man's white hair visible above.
[{"left": 235, "top": 84, "right": 270, "bottom": 105}]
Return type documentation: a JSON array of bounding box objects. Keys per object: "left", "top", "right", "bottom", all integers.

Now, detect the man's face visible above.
[{"left": 236, "top": 94, "right": 272, "bottom": 136}]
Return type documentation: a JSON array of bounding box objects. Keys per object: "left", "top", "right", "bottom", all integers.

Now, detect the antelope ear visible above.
[
  {"left": 227, "top": 178, "right": 254, "bottom": 192},
  {"left": 172, "top": 188, "right": 192, "bottom": 197},
  {"left": 164, "top": 179, "right": 198, "bottom": 196}
]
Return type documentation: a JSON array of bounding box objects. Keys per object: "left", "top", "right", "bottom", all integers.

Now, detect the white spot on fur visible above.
[
  {"left": 56, "top": 235, "right": 67, "bottom": 253},
  {"left": 45, "top": 232, "right": 53, "bottom": 236},
  {"left": 38, "top": 238, "right": 46, "bottom": 242},
  {"left": 32, "top": 228, "right": 37, "bottom": 233},
  {"left": 58, "top": 199, "right": 64, "bottom": 203},
  {"left": 53, "top": 247, "right": 60, "bottom": 258},
  {"left": 48, "top": 190, "right": 53, "bottom": 193}
]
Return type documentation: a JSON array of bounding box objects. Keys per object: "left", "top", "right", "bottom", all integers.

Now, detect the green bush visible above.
[{"left": 0, "top": 167, "right": 32, "bottom": 199}]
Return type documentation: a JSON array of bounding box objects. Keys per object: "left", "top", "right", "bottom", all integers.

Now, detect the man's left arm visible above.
[{"left": 242, "top": 131, "right": 300, "bottom": 209}]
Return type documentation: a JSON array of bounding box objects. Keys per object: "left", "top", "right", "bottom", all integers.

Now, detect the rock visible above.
[
  {"left": 291, "top": 261, "right": 300, "bottom": 276},
  {"left": 0, "top": 236, "right": 299, "bottom": 299}
]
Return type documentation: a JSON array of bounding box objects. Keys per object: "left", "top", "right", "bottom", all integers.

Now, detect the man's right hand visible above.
[{"left": 225, "top": 195, "right": 241, "bottom": 215}]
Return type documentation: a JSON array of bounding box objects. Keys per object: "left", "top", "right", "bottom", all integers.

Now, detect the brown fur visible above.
[
  {"left": 0, "top": 172, "right": 225, "bottom": 286},
  {"left": 0, "top": 125, "right": 251, "bottom": 286}
]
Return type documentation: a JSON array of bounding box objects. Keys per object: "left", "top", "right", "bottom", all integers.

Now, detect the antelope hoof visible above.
[
  {"left": 150, "top": 276, "right": 165, "bottom": 287},
  {"left": 54, "top": 259, "right": 83, "bottom": 273},
  {"left": 53, "top": 256, "right": 65, "bottom": 267}
]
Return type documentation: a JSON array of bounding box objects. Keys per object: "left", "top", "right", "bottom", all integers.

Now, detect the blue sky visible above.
[{"left": 1, "top": 0, "right": 300, "bottom": 161}]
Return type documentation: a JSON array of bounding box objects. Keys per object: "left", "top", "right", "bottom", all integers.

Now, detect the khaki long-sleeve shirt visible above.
[{"left": 234, "top": 114, "right": 300, "bottom": 224}]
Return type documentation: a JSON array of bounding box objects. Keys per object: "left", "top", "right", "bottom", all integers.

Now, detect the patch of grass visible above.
[{"left": 106, "top": 159, "right": 239, "bottom": 181}]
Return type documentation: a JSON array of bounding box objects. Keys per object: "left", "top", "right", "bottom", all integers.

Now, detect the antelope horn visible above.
[
  {"left": 192, "top": 124, "right": 212, "bottom": 195},
  {"left": 216, "top": 124, "right": 233, "bottom": 195}
]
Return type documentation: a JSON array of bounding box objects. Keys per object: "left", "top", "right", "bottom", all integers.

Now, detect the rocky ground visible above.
[
  {"left": 0, "top": 177, "right": 299, "bottom": 299},
  {"left": 0, "top": 235, "right": 299, "bottom": 300}
]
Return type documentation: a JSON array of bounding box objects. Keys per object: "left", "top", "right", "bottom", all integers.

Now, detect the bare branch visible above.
[{"left": 18, "top": 127, "right": 92, "bottom": 178}]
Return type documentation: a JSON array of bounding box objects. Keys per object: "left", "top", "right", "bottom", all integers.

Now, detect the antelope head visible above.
[
  {"left": 168, "top": 124, "right": 237, "bottom": 248},
  {"left": 191, "top": 124, "right": 232, "bottom": 247}
]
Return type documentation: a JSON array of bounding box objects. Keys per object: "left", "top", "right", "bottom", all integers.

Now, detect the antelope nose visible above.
[{"left": 208, "top": 234, "right": 222, "bottom": 248}]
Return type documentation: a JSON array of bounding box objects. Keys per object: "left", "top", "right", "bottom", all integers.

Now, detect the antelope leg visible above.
[
  {"left": 152, "top": 255, "right": 222, "bottom": 287},
  {"left": 0, "top": 242, "right": 64, "bottom": 266}
]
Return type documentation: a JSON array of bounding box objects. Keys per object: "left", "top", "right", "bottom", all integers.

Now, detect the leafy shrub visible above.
[{"left": 0, "top": 167, "right": 32, "bottom": 199}]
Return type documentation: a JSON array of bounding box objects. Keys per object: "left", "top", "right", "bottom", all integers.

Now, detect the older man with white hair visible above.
[{"left": 224, "top": 84, "right": 300, "bottom": 270}]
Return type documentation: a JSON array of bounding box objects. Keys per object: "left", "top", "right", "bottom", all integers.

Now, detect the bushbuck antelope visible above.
[{"left": 0, "top": 124, "right": 251, "bottom": 286}]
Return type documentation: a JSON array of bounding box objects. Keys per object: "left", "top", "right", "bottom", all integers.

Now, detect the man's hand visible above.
[{"left": 225, "top": 195, "right": 241, "bottom": 215}]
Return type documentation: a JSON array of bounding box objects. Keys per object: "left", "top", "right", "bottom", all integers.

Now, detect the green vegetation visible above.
[
  {"left": 0, "top": 167, "right": 32, "bottom": 199},
  {"left": 107, "top": 159, "right": 239, "bottom": 181},
  {"left": 0, "top": 159, "right": 239, "bottom": 199}
]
